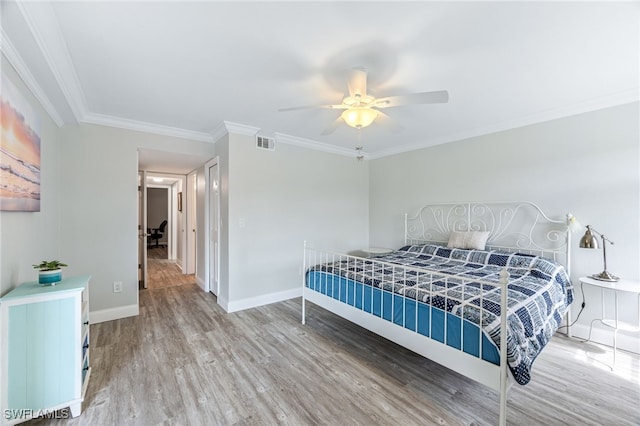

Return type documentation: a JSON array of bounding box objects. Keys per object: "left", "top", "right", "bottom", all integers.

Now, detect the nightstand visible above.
[
  {"left": 0, "top": 276, "right": 91, "bottom": 424},
  {"left": 579, "top": 276, "right": 640, "bottom": 367}
]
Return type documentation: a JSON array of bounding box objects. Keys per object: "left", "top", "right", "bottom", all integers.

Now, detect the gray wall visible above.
[
  {"left": 0, "top": 58, "right": 61, "bottom": 294},
  {"left": 220, "top": 132, "right": 369, "bottom": 309},
  {"left": 57, "top": 124, "right": 215, "bottom": 316},
  {"left": 215, "top": 135, "right": 230, "bottom": 303},
  {"left": 369, "top": 102, "right": 639, "bottom": 349}
]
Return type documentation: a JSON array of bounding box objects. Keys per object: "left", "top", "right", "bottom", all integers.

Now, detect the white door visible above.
[
  {"left": 138, "top": 171, "right": 148, "bottom": 289},
  {"left": 209, "top": 162, "right": 220, "bottom": 295}
]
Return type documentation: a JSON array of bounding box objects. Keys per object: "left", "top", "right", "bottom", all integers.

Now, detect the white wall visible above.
[
  {"left": 219, "top": 132, "right": 369, "bottom": 311},
  {"left": 369, "top": 102, "right": 640, "bottom": 351},
  {"left": 57, "top": 124, "right": 215, "bottom": 321},
  {"left": 0, "top": 59, "right": 61, "bottom": 295}
]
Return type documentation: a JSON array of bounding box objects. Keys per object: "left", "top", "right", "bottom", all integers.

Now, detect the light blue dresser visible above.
[{"left": 0, "top": 275, "right": 91, "bottom": 425}]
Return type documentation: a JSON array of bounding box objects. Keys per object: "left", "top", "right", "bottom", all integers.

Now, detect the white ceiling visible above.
[{"left": 2, "top": 1, "right": 638, "bottom": 161}]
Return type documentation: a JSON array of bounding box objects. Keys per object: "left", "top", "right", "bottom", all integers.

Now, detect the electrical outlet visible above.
[{"left": 113, "top": 281, "right": 123, "bottom": 293}]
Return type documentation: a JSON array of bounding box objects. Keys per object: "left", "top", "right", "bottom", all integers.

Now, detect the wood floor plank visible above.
[{"left": 28, "top": 277, "right": 639, "bottom": 426}]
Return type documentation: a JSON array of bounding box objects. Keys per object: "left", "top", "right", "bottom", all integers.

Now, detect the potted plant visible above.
[{"left": 33, "top": 260, "right": 68, "bottom": 285}]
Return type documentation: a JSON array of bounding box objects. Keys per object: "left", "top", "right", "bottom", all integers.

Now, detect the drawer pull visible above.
[
  {"left": 83, "top": 344, "right": 89, "bottom": 350},
  {"left": 83, "top": 321, "right": 89, "bottom": 325}
]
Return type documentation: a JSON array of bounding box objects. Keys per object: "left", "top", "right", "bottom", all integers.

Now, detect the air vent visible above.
[{"left": 256, "top": 135, "right": 275, "bottom": 151}]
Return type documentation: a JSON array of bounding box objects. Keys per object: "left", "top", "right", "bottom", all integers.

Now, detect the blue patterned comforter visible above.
[{"left": 308, "top": 244, "right": 573, "bottom": 385}]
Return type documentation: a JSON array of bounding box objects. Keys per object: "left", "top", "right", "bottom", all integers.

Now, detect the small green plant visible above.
[{"left": 33, "top": 260, "right": 68, "bottom": 271}]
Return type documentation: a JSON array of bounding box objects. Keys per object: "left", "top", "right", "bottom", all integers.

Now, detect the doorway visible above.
[
  {"left": 146, "top": 186, "right": 169, "bottom": 259},
  {"left": 140, "top": 172, "right": 194, "bottom": 290},
  {"left": 137, "top": 148, "right": 216, "bottom": 296}
]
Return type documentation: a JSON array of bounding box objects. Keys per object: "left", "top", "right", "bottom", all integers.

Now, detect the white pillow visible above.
[
  {"left": 447, "top": 231, "right": 490, "bottom": 250},
  {"left": 466, "top": 231, "right": 490, "bottom": 250},
  {"left": 447, "top": 231, "right": 468, "bottom": 249}
]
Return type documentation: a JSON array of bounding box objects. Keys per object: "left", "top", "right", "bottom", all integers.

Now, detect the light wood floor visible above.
[
  {"left": 146, "top": 246, "right": 196, "bottom": 289},
  {"left": 31, "top": 281, "right": 639, "bottom": 425}
]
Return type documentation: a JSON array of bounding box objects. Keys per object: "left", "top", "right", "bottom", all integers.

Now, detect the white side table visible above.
[
  {"left": 361, "top": 247, "right": 394, "bottom": 258},
  {"left": 579, "top": 276, "right": 640, "bottom": 367}
]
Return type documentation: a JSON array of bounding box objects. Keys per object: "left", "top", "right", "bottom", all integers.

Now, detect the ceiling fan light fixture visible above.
[
  {"left": 342, "top": 95, "right": 375, "bottom": 107},
  {"left": 341, "top": 107, "right": 378, "bottom": 129}
]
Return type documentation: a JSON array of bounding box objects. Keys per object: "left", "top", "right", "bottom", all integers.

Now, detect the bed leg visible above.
[
  {"left": 499, "top": 386, "right": 507, "bottom": 426},
  {"left": 302, "top": 240, "right": 307, "bottom": 325},
  {"left": 499, "top": 268, "right": 509, "bottom": 426}
]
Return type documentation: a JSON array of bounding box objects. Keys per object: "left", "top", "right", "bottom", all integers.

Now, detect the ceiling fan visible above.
[{"left": 279, "top": 67, "right": 449, "bottom": 135}]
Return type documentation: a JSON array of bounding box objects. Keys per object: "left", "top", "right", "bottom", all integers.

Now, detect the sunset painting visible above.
[{"left": 0, "top": 78, "right": 41, "bottom": 212}]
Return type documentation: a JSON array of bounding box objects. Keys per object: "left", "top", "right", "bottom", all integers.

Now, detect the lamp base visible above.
[{"left": 590, "top": 270, "right": 620, "bottom": 282}]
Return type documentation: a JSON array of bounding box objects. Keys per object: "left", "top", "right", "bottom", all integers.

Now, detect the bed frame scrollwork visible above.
[{"left": 405, "top": 201, "right": 572, "bottom": 273}]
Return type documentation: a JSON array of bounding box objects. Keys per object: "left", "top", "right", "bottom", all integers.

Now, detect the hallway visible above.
[{"left": 146, "top": 246, "right": 196, "bottom": 289}]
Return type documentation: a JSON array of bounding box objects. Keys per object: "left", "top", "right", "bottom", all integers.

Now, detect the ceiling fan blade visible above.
[
  {"left": 347, "top": 67, "right": 368, "bottom": 98},
  {"left": 375, "top": 90, "right": 449, "bottom": 108},
  {"left": 320, "top": 117, "right": 344, "bottom": 135},
  {"left": 278, "top": 104, "right": 345, "bottom": 112}
]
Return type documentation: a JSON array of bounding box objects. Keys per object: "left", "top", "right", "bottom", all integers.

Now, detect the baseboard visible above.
[
  {"left": 569, "top": 323, "right": 640, "bottom": 354},
  {"left": 217, "top": 295, "right": 230, "bottom": 312},
  {"left": 195, "top": 275, "right": 206, "bottom": 291},
  {"left": 225, "top": 287, "right": 302, "bottom": 313},
  {"left": 90, "top": 304, "right": 139, "bottom": 324}
]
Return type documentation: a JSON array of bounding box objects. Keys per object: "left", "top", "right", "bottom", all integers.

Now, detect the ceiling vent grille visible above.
[{"left": 256, "top": 135, "right": 275, "bottom": 151}]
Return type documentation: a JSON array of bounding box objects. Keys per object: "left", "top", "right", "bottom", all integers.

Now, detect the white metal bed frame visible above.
[{"left": 301, "top": 202, "right": 572, "bottom": 426}]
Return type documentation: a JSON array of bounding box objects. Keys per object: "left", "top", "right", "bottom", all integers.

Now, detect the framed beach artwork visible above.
[{"left": 0, "top": 77, "right": 41, "bottom": 212}]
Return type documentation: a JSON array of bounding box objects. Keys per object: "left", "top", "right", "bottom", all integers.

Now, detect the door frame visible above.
[
  {"left": 138, "top": 169, "right": 190, "bottom": 294},
  {"left": 185, "top": 171, "right": 197, "bottom": 275},
  {"left": 146, "top": 184, "right": 171, "bottom": 254},
  {"left": 204, "top": 157, "right": 220, "bottom": 295},
  {"left": 138, "top": 171, "right": 148, "bottom": 289}
]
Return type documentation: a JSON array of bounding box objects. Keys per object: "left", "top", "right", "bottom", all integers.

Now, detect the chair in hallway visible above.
[{"left": 148, "top": 220, "right": 167, "bottom": 248}]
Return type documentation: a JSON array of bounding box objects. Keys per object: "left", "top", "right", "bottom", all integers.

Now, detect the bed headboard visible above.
[{"left": 404, "top": 201, "right": 571, "bottom": 271}]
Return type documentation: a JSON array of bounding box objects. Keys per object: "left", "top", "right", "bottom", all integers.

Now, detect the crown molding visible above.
[
  {"left": 210, "top": 121, "right": 229, "bottom": 142},
  {"left": 224, "top": 121, "right": 260, "bottom": 136},
  {"left": 82, "top": 113, "right": 213, "bottom": 142},
  {"left": 1, "top": 29, "right": 64, "bottom": 127},
  {"left": 274, "top": 132, "right": 366, "bottom": 159},
  {"left": 368, "top": 90, "right": 640, "bottom": 160},
  {"left": 17, "top": 1, "right": 87, "bottom": 123},
  {"left": 210, "top": 121, "right": 261, "bottom": 141}
]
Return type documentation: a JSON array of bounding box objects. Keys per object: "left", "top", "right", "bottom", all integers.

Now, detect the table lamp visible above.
[{"left": 579, "top": 225, "right": 619, "bottom": 282}]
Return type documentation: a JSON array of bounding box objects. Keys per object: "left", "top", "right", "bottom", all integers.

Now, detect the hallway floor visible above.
[{"left": 146, "top": 246, "right": 196, "bottom": 289}]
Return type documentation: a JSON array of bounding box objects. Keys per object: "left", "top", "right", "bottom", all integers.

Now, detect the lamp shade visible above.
[
  {"left": 341, "top": 107, "right": 378, "bottom": 129},
  {"left": 579, "top": 226, "right": 599, "bottom": 249}
]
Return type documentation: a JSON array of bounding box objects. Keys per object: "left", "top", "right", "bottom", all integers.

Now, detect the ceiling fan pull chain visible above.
[{"left": 355, "top": 130, "right": 365, "bottom": 161}]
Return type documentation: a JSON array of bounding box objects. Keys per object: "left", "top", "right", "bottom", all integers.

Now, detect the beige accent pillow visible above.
[{"left": 447, "top": 231, "right": 490, "bottom": 250}]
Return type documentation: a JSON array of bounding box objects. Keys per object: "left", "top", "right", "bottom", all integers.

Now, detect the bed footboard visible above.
[{"left": 301, "top": 242, "right": 510, "bottom": 426}]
